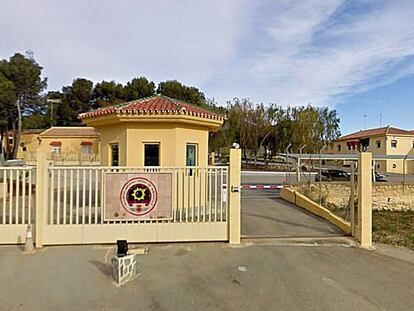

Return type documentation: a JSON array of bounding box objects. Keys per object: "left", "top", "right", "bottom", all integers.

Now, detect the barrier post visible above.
[
  {"left": 355, "top": 152, "right": 372, "bottom": 248},
  {"left": 35, "top": 149, "right": 49, "bottom": 248},
  {"left": 229, "top": 148, "right": 241, "bottom": 244}
]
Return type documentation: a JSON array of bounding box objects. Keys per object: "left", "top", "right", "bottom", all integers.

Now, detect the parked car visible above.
[
  {"left": 316, "top": 169, "right": 387, "bottom": 182},
  {"left": 315, "top": 169, "right": 350, "bottom": 182},
  {"left": 374, "top": 172, "right": 387, "bottom": 182}
]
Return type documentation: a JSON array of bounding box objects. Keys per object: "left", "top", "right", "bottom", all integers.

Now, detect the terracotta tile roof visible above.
[
  {"left": 337, "top": 126, "right": 413, "bottom": 141},
  {"left": 79, "top": 95, "right": 224, "bottom": 121},
  {"left": 40, "top": 127, "right": 100, "bottom": 137}
]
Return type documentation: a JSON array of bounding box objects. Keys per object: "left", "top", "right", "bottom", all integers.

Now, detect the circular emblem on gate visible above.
[{"left": 119, "top": 177, "right": 158, "bottom": 216}]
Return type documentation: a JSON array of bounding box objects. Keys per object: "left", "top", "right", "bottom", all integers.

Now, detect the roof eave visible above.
[{"left": 81, "top": 113, "right": 224, "bottom": 131}]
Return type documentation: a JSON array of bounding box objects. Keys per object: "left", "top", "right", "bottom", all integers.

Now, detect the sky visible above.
[{"left": 1, "top": 0, "right": 414, "bottom": 134}]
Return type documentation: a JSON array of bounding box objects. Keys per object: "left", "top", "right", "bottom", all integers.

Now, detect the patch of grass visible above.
[{"left": 373, "top": 211, "right": 414, "bottom": 250}]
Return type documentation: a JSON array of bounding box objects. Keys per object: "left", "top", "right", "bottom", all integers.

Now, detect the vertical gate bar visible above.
[
  {"left": 2, "top": 170, "right": 6, "bottom": 224},
  {"left": 204, "top": 169, "right": 207, "bottom": 222},
  {"left": 197, "top": 169, "right": 200, "bottom": 222},
  {"left": 57, "top": 169, "right": 61, "bottom": 225},
  {"left": 63, "top": 169, "right": 67, "bottom": 225},
  {"left": 226, "top": 169, "right": 228, "bottom": 220},
  {"left": 15, "top": 170, "right": 20, "bottom": 224},
  {"left": 9, "top": 170, "right": 13, "bottom": 224},
  {"left": 172, "top": 169, "right": 176, "bottom": 221},
  {"left": 100, "top": 169, "right": 104, "bottom": 224},
  {"left": 88, "top": 169, "right": 92, "bottom": 224},
  {"left": 191, "top": 172, "right": 195, "bottom": 222},
  {"left": 178, "top": 170, "right": 182, "bottom": 222},
  {"left": 49, "top": 169, "right": 54, "bottom": 224},
  {"left": 76, "top": 169, "right": 80, "bottom": 224},
  {"left": 220, "top": 168, "right": 223, "bottom": 222},
  {"left": 82, "top": 169, "right": 86, "bottom": 224},
  {"left": 214, "top": 168, "right": 218, "bottom": 221},
  {"left": 94, "top": 169, "right": 98, "bottom": 224},
  {"left": 69, "top": 169, "right": 73, "bottom": 225},
  {"left": 186, "top": 170, "right": 190, "bottom": 222},
  {"left": 183, "top": 169, "right": 187, "bottom": 222},
  {"left": 22, "top": 169, "right": 26, "bottom": 224},
  {"left": 208, "top": 168, "right": 212, "bottom": 222},
  {"left": 28, "top": 169, "right": 32, "bottom": 224}
]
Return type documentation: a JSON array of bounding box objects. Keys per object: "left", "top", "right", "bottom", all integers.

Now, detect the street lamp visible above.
[{"left": 46, "top": 98, "right": 62, "bottom": 126}]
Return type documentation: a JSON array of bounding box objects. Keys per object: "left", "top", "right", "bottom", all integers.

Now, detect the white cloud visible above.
[
  {"left": 1, "top": 0, "right": 414, "bottom": 107},
  {"left": 205, "top": 0, "right": 414, "bottom": 106},
  {"left": 0, "top": 0, "right": 253, "bottom": 91}
]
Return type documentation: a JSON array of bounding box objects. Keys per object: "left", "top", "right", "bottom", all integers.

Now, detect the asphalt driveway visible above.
[
  {"left": 0, "top": 243, "right": 413, "bottom": 310},
  {"left": 241, "top": 189, "right": 343, "bottom": 238}
]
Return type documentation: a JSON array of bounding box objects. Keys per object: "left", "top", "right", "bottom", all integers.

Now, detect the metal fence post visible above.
[
  {"left": 318, "top": 145, "right": 326, "bottom": 205},
  {"left": 35, "top": 149, "right": 49, "bottom": 248},
  {"left": 297, "top": 144, "right": 307, "bottom": 186},
  {"left": 285, "top": 144, "right": 291, "bottom": 185},
  {"left": 229, "top": 148, "right": 241, "bottom": 244},
  {"left": 356, "top": 152, "right": 372, "bottom": 248},
  {"left": 347, "top": 162, "right": 356, "bottom": 232}
]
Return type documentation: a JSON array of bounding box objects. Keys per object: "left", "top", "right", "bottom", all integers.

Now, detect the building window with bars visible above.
[{"left": 391, "top": 140, "right": 397, "bottom": 148}]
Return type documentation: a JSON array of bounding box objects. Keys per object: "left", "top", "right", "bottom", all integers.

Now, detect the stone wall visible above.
[{"left": 298, "top": 183, "right": 414, "bottom": 211}]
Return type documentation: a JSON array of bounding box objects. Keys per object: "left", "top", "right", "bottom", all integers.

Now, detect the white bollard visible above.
[
  {"left": 111, "top": 254, "right": 139, "bottom": 286},
  {"left": 23, "top": 224, "right": 35, "bottom": 253}
]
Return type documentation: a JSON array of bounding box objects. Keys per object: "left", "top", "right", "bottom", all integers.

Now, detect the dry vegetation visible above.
[{"left": 372, "top": 211, "right": 414, "bottom": 250}]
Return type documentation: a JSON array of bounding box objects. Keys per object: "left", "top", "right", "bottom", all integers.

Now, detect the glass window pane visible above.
[
  {"left": 186, "top": 144, "right": 197, "bottom": 166},
  {"left": 111, "top": 144, "right": 119, "bottom": 166},
  {"left": 145, "top": 144, "right": 159, "bottom": 166}
]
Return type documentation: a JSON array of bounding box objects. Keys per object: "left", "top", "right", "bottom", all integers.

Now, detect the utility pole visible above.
[
  {"left": 46, "top": 98, "right": 62, "bottom": 127},
  {"left": 363, "top": 114, "right": 367, "bottom": 129}
]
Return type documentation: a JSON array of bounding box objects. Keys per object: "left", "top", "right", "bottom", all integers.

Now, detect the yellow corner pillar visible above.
[
  {"left": 229, "top": 148, "right": 241, "bottom": 244},
  {"left": 356, "top": 152, "right": 372, "bottom": 248},
  {"left": 35, "top": 149, "right": 49, "bottom": 248}
]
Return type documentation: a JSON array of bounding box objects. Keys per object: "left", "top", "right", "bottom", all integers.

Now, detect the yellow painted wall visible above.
[
  {"left": 328, "top": 134, "right": 414, "bottom": 174},
  {"left": 384, "top": 135, "right": 414, "bottom": 174},
  {"left": 175, "top": 125, "right": 209, "bottom": 167},
  {"left": 17, "top": 131, "right": 100, "bottom": 162},
  {"left": 99, "top": 124, "right": 127, "bottom": 166},
  {"left": 16, "top": 133, "right": 41, "bottom": 158},
  {"left": 39, "top": 137, "right": 99, "bottom": 154},
  {"left": 99, "top": 122, "right": 209, "bottom": 167}
]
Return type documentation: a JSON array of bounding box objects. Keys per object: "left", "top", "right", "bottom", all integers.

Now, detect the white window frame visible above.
[
  {"left": 186, "top": 143, "right": 198, "bottom": 167},
  {"left": 81, "top": 144, "right": 93, "bottom": 154},
  {"left": 51, "top": 146, "right": 61, "bottom": 154}
]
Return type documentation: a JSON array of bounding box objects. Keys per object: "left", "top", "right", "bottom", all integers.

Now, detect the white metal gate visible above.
[
  {"left": 0, "top": 167, "right": 35, "bottom": 243},
  {"left": 40, "top": 166, "right": 228, "bottom": 245}
]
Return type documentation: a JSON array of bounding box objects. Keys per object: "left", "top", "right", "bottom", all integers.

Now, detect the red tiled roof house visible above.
[{"left": 79, "top": 95, "right": 224, "bottom": 167}]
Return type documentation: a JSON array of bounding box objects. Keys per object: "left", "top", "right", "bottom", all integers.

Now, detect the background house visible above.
[
  {"left": 18, "top": 127, "right": 100, "bottom": 165},
  {"left": 327, "top": 126, "right": 414, "bottom": 174}
]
